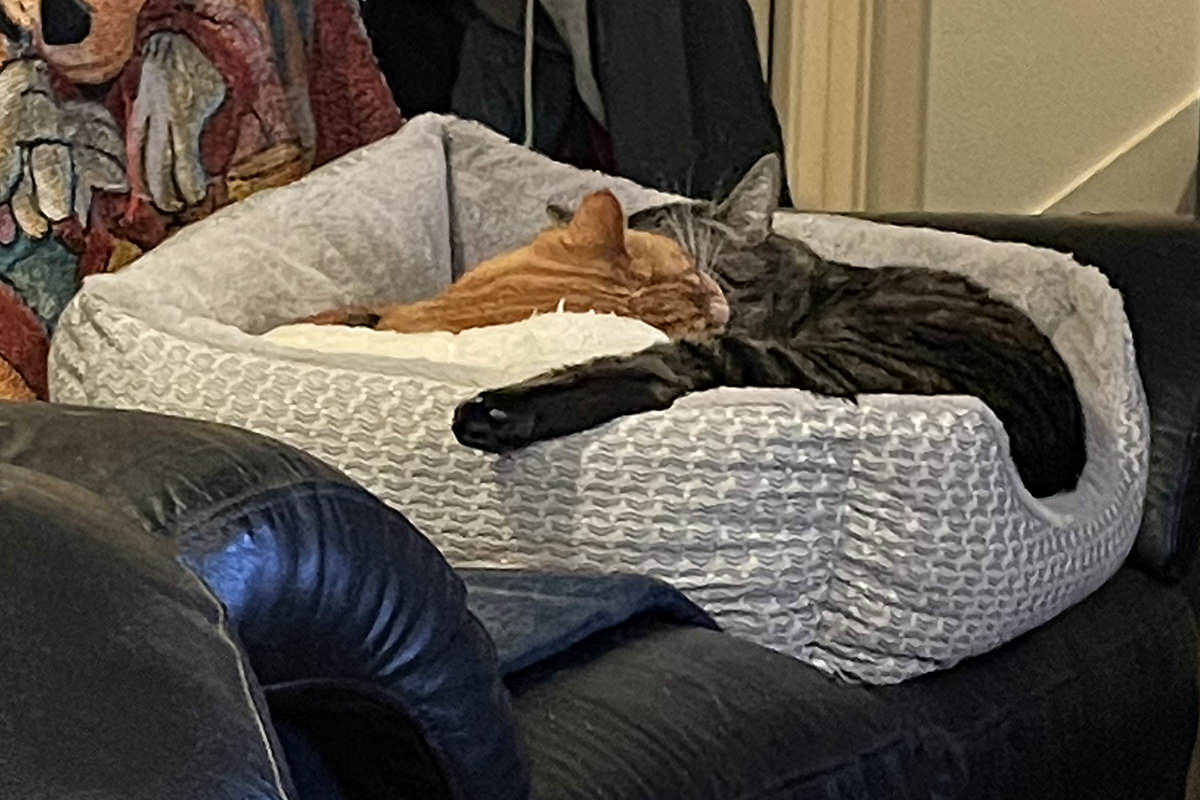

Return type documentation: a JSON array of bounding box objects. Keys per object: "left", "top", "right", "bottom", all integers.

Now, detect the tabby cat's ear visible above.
[
  {"left": 565, "top": 190, "right": 628, "bottom": 257},
  {"left": 714, "top": 153, "right": 781, "bottom": 242},
  {"left": 546, "top": 203, "right": 573, "bottom": 227}
]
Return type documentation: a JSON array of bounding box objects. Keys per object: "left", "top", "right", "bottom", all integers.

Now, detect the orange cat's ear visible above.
[{"left": 565, "top": 190, "right": 628, "bottom": 258}]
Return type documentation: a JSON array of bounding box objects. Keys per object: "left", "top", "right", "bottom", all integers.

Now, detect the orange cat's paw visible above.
[{"left": 302, "top": 307, "right": 379, "bottom": 327}]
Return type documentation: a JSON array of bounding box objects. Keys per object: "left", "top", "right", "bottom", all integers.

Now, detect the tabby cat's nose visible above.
[{"left": 710, "top": 297, "right": 731, "bottom": 327}]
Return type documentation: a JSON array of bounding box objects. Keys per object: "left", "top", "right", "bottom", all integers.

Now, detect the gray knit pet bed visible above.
[{"left": 50, "top": 114, "right": 1149, "bottom": 683}]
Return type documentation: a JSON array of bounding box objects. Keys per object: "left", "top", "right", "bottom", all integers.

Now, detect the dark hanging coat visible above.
[
  {"left": 361, "top": 0, "right": 790, "bottom": 204},
  {"left": 588, "top": 0, "right": 789, "bottom": 203}
]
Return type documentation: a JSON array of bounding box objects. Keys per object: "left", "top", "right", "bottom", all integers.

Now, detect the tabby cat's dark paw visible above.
[{"left": 452, "top": 392, "right": 539, "bottom": 453}]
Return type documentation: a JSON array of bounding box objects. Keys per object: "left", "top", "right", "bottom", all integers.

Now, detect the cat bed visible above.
[{"left": 49, "top": 113, "right": 1149, "bottom": 684}]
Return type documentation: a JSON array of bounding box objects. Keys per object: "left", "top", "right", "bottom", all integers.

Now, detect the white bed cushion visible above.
[
  {"left": 49, "top": 114, "right": 1149, "bottom": 684},
  {"left": 261, "top": 312, "right": 668, "bottom": 390}
]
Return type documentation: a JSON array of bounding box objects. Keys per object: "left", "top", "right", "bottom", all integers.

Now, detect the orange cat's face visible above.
[{"left": 374, "top": 190, "right": 730, "bottom": 338}]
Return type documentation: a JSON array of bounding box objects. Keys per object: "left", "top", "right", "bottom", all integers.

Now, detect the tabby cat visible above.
[{"left": 446, "top": 156, "right": 1086, "bottom": 497}]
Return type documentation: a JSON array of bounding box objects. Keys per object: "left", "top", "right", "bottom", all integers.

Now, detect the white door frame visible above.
[{"left": 767, "top": 0, "right": 931, "bottom": 211}]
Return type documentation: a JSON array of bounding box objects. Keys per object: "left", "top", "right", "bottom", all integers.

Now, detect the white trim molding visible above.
[
  {"left": 771, "top": 0, "right": 875, "bottom": 210},
  {"left": 864, "top": 0, "right": 930, "bottom": 211}
]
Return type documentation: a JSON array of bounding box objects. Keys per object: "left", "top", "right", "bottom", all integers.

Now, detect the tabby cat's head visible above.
[
  {"left": 627, "top": 153, "right": 784, "bottom": 273},
  {"left": 380, "top": 190, "right": 730, "bottom": 338}
]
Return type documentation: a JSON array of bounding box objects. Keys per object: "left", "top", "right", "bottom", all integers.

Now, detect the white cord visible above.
[{"left": 522, "top": 0, "right": 536, "bottom": 147}]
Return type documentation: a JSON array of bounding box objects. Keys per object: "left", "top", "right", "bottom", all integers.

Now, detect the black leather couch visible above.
[{"left": 2, "top": 214, "right": 1198, "bottom": 800}]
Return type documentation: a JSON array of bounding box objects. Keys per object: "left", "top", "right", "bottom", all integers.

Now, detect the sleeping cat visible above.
[
  {"left": 446, "top": 156, "right": 1087, "bottom": 498},
  {"left": 306, "top": 156, "right": 1085, "bottom": 497},
  {"left": 304, "top": 190, "right": 729, "bottom": 339}
]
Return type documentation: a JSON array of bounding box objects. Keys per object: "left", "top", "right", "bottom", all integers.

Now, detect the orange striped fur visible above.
[{"left": 307, "top": 191, "right": 729, "bottom": 339}]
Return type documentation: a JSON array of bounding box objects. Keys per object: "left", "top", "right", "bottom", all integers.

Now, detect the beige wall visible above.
[
  {"left": 1047, "top": 97, "right": 1199, "bottom": 214},
  {"left": 747, "top": 0, "right": 772, "bottom": 80},
  {"left": 923, "top": 0, "right": 1200, "bottom": 213}
]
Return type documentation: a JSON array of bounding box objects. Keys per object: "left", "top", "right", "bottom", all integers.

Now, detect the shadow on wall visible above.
[{"left": 1179, "top": 167, "right": 1198, "bottom": 219}]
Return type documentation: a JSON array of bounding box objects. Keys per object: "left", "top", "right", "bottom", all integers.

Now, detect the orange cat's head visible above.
[{"left": 374, "top": 190, "right": 730, "bottom": 338}]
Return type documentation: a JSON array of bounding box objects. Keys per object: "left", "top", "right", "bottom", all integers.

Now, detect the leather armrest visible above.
[{"left": 0, "top": 401, "right": 528, "bottom": 800}]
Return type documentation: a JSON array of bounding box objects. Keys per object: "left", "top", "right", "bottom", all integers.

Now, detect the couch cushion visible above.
[
  {"left": 52, "top": 116, "right": 1149, "bottom": 685},
  {"left": 510, "top": 567, "right": 1197, "bottom": 800}
]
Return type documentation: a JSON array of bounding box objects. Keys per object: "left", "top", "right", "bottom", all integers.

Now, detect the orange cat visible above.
[{"left": 306, "top": 191, "right": 730, "bottom": 339}]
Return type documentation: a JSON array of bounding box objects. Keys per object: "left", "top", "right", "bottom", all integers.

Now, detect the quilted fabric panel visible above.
[
  {"left": 0, "top": 0, "right": 401, "bottom": 399},
  {"left": 50, "top": 115, "right": 1149, "bottom": 683}
]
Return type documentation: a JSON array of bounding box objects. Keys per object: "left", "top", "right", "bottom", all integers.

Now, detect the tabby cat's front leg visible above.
[{"left": 452, "top": 340, "right": 721, "bottom": 453}]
